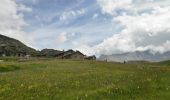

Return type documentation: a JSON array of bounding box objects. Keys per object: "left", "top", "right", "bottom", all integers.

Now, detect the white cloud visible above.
[
  {"left": 60, "top": 9, "right": 86, "bottom": 21},
  {"left": 92, "top": 13, "right": 99, "bottom": 19},
  {"left": 97, "top": 0, "right": 170, "bottom": 16},
  {"left": 0, "top": 0, "right": 32, "bottom": 46},
  {"left": 56, "top": 32, "right": 67, "bottom": 44},
  {"left": 97, "top": 0, "right": 133, "bottom": 15},
  {"left": 18, "top": 4, "right": 32, "bottom": 12},
  {"left": 75, "top": 45, "right": 95, "bottom": 56},
  {"left": 76, "top": 0, "right": 170, "bottom": 55}
]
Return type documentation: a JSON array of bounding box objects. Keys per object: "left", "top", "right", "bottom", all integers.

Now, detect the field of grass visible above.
[{"left": 0, "top": 59, "right": 170, "bottom": 100}]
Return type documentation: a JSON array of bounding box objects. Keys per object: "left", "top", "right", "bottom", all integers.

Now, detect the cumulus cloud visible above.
[
  {"left": 0, "top": 0, "right": 32, "bottom": 45},
  {"left": 97, "top": 0, "right": 170, "bottom": 16},
  {"left": 97, "top": 0, "right": 132, "bottom": 16},
  {"left": 77, "top": 0, "right": 170, "bottom": 55}
]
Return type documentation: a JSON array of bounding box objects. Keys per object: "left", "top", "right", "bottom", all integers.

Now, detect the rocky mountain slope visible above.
[
  {"left": 0, "top": 34, "right": 37, "bottom": 56},
  {"left": 37, "top": 49, "right": 63, "bottom": 57}
]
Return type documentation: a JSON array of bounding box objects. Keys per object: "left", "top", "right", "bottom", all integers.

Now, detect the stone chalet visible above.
[
  {"left": 85, "top": 55, "right": 96, "bottom": 60},
  {"left": 55, "top": 49, "right": 86, "bottom": 60},
  {"left": 17, "top": 51, "right": 27, "bottom": 57}
]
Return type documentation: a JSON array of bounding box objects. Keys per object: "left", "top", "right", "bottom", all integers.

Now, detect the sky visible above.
[{"left": 0, "top": 0, "right": 170, "bottom": 56}]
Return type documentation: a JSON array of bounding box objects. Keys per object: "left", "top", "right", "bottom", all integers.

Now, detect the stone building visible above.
[
  {"left": 56, "top": 50, "right": 85, "bottom": 60},
  {"left": 17, "top": 51, "right": 27, "bottom": 57},
  {"left": 85, "top": 55, "right": 96, "bottom": 60}
]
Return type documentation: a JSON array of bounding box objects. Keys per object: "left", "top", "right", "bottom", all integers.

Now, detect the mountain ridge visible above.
[{"left": 99, "top": 50, "right": 170, "bottom": 62}]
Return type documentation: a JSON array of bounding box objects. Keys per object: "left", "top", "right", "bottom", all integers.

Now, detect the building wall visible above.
[
  {"left": 56, "top": 54, "right": 64, "bottom": 59},
  {"left": 64, "top": 52, "right": 85, "bottom": 60},
  {"left": 71, "top": 53, "right": 84, "bottom": 60}
]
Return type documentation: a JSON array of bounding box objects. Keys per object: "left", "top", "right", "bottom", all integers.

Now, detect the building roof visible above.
[
  {"left": 63, "top": 51, "right": 85, "bottom": 57},
  {"left": 86, "top": 55, "right": 96, "bottom": 58},
  {"left": 55, "top": 49, "right": 74, "bottom": 56},
  {"left": 56, "top": 50, "right": 85, "bottom": 58}
]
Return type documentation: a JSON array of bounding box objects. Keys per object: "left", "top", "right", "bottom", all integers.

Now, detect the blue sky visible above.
[
  {"left": 1, "top": 0, "right": 170, "bottom": 55},
  {"left": 15, "top": 0, "right": 117, "bottom": 51}
]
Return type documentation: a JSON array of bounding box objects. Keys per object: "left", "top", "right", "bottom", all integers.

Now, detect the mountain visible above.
[
  {"left": 38, "top": 49, "right": 63, "bottom": 57},
  {"left": 0, "top": 34, "right": 37, "bottom": 56},
  {"left": 99, "top": 50, "right": 170, "bottom": 62}
]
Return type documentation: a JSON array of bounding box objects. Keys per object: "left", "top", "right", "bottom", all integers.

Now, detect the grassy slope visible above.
[{"left": 0, "top": 60, "right": 170, "bottom": 100}]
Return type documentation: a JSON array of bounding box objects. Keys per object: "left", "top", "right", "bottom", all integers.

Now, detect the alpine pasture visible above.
[{"left": 0, "top": 58, "right": 170, "bottom": 100}]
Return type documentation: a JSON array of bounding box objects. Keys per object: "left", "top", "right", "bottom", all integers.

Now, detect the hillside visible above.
[
  {"left": 0, "top": 34, "right": 37, "bottom": 56},
  {"left": 38, "top": 49, "right": 63, "bottom": 57}
]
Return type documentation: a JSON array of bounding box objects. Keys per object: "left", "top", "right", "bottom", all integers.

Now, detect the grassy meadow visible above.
[{"left": 0, "top": 58, "right": 170, "bottom": 100}]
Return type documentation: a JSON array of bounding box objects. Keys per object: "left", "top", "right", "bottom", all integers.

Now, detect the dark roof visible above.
[
  {"left": 55, "top": 49, "right": 74, "bottom": 56},
  {"left": 85, "top": 55, "right": 96, "bottom": 60},
  {"left": 63, "top": 51, "right": 85, "bottom": 58},
  {"left": 64, "top": 49, "right": 74, "bottom": 53}
]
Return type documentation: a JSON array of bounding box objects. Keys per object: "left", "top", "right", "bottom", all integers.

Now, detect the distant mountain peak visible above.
[{"left": 99, "top": 50, "right": 170, "bottom": 62}]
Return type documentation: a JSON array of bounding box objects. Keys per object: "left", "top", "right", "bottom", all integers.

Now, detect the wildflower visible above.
[
  {"left": 20, "top": 84, "right": 24, "bottom": 87},
  {"left": 85, "top": 94, "right": 88, "bottom": 97},
  {"left": 28, "top": 85, "right": 33, "bottom": 90}
]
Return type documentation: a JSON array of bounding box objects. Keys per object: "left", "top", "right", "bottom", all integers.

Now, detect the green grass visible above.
[
  {"left": 0, "top": 59, "right": 170, "bottom": 100},
  {"left": 0, "top": 56, "right": 18, "bottom": 61},
  {"left": 0, "top": 64, "right": 20, "bottom": 72}
]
